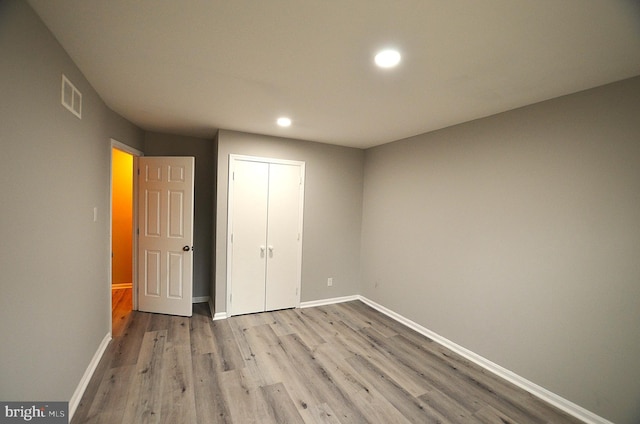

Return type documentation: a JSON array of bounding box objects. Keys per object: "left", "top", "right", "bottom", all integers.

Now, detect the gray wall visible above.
[
  {"left": 214, "top": 130, "right": 364, "bottom": 313},
  {"left": 0, "top": 0, "right": 143, "bottom": 402},
  {"left": 144, "top": 131, "right": 215, "bottom": 299},
  {"left": 3, "top": 3, "right": 637, "bottom": 423},
  {"left": 361, "top": 76, "right": 640, "bottom": 424}
]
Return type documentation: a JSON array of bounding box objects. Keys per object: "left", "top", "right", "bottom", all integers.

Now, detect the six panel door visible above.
[{"left": 138, "top": 156, "right": 195, "bottom": 317}]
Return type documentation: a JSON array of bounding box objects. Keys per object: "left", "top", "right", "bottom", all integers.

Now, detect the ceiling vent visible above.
[{"left": 61, "top": 74, "right": 82, "bottom": 119}]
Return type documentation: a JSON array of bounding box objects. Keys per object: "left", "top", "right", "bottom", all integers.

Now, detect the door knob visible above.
[{"left": 182, "top": 245, "right": 191, "bottom": 252}]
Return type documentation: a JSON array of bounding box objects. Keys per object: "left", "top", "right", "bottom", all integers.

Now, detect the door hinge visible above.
[
  {"left": 230, "top": 233, "right": 233, "bottom": 243},
  {"left": 136, "top": 228, "right": 139, "bottom": 235},
  {"left": 137, "top": 168, "right": 140, "bottom": 176},
  {"left": 229, "top": 293, "right": 232, "bottom": 303}
]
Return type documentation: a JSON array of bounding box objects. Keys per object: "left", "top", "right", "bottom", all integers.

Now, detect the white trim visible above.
[
  {"left": 300, "top": 295, "right": 360, "bottom": 309},
  {"left": 208, "top": 291, "right": 228, "bottom": 321},
  {"left": 192, "top": 296, "right": 209, "bottom": 304},
  {"left": 69, "top": 333, "right": 111, "bottom": 420},
  {"left": 191, "top": 291, "right": 612, "bottom": 423},
  {"left": 358, "top": 296, "right": 614, "bottom": 424},
  {"left": 213, "top": 312, "right": 228, "bottom": 321},
  {"left": 111, "top": 139, "right": 143, "bottom": 157}
]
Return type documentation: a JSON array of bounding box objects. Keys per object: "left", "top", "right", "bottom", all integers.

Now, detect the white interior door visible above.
[
  {"left": 228, "top": 155, "right": 305, "bottom": 316},
  {"left": 265, "top": 163, "right": 304, "bottom": 311},
  {"left": 138, "top": 157, "right": 194, "bottom": 317},
  {"left": 229, "top": 159, "right": 269, "bottom": 315}
]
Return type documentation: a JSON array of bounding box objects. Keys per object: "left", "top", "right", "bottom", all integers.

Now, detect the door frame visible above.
[
  {"left": 109, "top": 139, "right": 143, "bottom": 333},
  {"left": 226, "top": 154, "right": 306, "bottom": 316}
]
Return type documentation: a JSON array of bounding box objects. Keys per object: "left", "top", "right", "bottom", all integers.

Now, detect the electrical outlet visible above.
[{"left": 327, "top": 277, "right": 333, "bottom": 287}]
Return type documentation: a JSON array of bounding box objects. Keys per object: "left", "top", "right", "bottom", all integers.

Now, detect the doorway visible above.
[{"left": 110, "top": 140, "right": 142, "bottom": 336}]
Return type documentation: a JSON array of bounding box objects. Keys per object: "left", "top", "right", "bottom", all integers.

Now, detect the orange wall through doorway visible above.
[{"left": 112, "top": 148, "right": 133, "bottom": 286}]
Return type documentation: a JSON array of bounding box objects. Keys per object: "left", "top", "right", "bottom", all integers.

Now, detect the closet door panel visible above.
[
  {"left": 265, "top": 163, "right": 303, "bottom": 311},
  {"left": 230, "top": 160, "right": 269, "bottom": 315}
]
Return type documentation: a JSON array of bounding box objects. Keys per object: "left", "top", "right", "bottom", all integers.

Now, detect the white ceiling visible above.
[{"left": 28, "top": 0, "right": 640, "bottom": 149}]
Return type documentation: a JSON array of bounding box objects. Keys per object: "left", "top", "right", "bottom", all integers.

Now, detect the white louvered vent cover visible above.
[{"left": 61, "top": 74, "right": 82, "bottom": 119}]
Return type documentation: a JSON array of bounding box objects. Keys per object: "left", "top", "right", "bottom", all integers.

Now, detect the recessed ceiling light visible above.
[
  {"left": 277, "top": 117, "right": 292, "bottom": 127},
  {"left": 374, "top": 49, "right": 401, "bottom": 68}
]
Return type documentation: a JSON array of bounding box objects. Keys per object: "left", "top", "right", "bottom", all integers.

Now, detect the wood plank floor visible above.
[
  {"left": 111, "top": 287, "right": 132, "bottom": 338},
  {"left": 73, "top": 300, "right": 584, "bottom": 423}
]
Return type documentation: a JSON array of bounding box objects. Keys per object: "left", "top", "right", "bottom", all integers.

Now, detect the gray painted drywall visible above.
[
  {"left": 361, "top": 76, "right": 640, "bottom": 424},
  {"left": 214, "top": 130, "right": 364, "bottom": 314},
  {"left": 144, "top": 131, "right": 215, "bottom": 299},
  {"left": 0, "top": 0, "right": 143, "bottom": 403},
  {"left": 2, "top": 4, "right": 637, "bottom": 423}
]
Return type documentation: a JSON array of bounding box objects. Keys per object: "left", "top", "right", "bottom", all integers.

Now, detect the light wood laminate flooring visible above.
[
  {"left": 111, "top": 287, "right": 132, "bottom": 338},
  {"left": 73, "top": 300, "right": 583, "bottom": 423}
]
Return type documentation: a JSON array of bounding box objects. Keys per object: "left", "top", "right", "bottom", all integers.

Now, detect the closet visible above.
[{"left": 227, "top": 155, "right": 305, "bottom": 316}]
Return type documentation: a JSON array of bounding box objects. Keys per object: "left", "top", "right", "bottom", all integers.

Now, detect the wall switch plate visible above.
[{"left": 327, "top": 277, "right": 333, "bottom": 287}]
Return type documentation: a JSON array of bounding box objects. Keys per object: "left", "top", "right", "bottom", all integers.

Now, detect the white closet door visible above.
[
  {"left": 265, "top": 163, "right": 303, "bottom": 311},
  {"left": 228, "top": 155, "right": 305, "bottom": 316},
  {"left": 229, "top": 160, "right": 269, "bottom": 315}
]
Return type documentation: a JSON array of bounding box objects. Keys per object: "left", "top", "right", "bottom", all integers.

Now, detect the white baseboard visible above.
[
  {"left": 192, "top": 296, "right": 209, "bottom": 304},
  {"left": 211, "top": 295, "right": 359, "bottom": 320},
  {"left": 299, "top": 294, "right": 360, "bottom": 309},
  {"left": 213, "top": 311, "right": 228, "bottom": 321},
  {"left": 207, "top": 297, "right": 228, "bottom": 321},
  {"left": 69, "top": 333, "right": 111, "bottom": 420},
  {"left": 169, "top": 290, "right": 610, "bottom": 423},
  {"left": 358, "top": 296, "right": 613, "bottom": 424}
]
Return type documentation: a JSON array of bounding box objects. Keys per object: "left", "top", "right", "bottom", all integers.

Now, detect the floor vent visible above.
[{"left": 61, "top": 74, "right": 82, "bottom": 119}]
